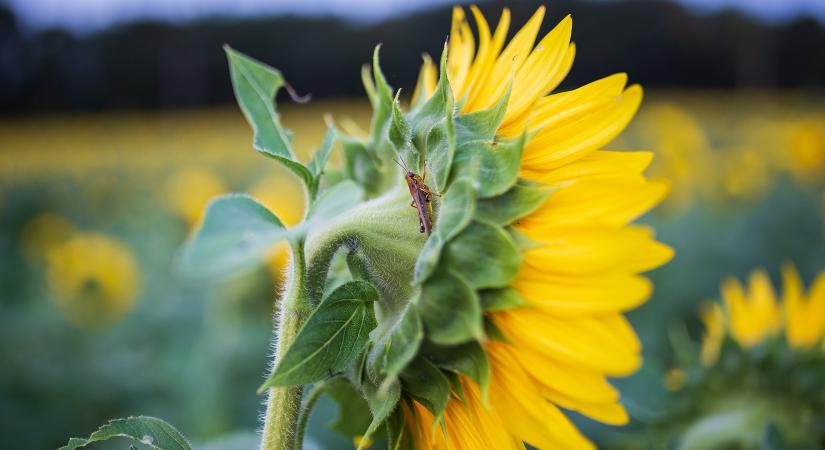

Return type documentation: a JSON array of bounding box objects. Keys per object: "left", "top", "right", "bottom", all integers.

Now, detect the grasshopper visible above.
[{"left": 394, "top": 157, "right": 440, "bottom": 235}]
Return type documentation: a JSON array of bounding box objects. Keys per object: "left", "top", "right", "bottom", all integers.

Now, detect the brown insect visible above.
[{"left": 394, "top": 157, "right": 440, "bottom": 235}]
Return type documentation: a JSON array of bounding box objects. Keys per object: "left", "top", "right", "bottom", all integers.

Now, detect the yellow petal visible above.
[
  {"left": 503, "top": 15, "right": 574, "bottom": 124},
  {"left": 699, "top": 302, "right": 724, "bottom": 366},
  {"left": 521, "top": 84, "right": 643, "bottom": 172},
  {"left": 519, "top": 226, "right": 672, "bottom": 276},
  {"left": 517, "top": 177, "right": 669, "bottom": 231},
  {"left": 540, "top": 385, "right": 629, "bottom": 425},
  {"left": 465, "top": 6, "right": 545, "bottom": 113},
  {"left": 531, "top": 150, "right": 653, "bottom": 185},
  {"left": 494, "top": 309, "right": 641, "bottom": 376},
  {"left": 487, "top": 343, "right": 595, "bottom": 450},
  {"left": 507, "top": 343, "right": 621, "bottom": 404},
  {"left": 448, "top": 6, "right": 475, "bottom": 96},
  {"left": 461, "top": 7, "right": 511, "bottom": 109},
  {"left": 513, "top": 271, "right": 653, "bottom": 315},
  {"left": 501, "top": 72, "right": 628, "bottom": 138},
  {"left": 411, "top": 53, "right": 437, "bottom": 105}
]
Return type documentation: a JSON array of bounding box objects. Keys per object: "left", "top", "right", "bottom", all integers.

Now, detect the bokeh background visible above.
[{"left": 1, "top": 0, "right": 824, "bottom": 448}]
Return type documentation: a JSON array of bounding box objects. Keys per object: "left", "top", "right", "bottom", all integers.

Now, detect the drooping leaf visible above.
[
  {"left": 441, "top": 221, "right": 522, "bottom": 289},
  {"left": 475, "top": 183, "right": 556, "bottom": 226},
  {"left": 263, "top": 281, "right": 379, "bottom": 388},
  {"left": 400, "top": 357, "right": 451, "bottom": 421},
  {"left": 178, "top": 195, "right": 290, "bottom": 277},
  {"left": 367, "top": 303, "right": 423, "bottom": 381},
  {"left": 326, "top": 379, "right": 373, "bottom": 438},
  {"left": 359, "top": 377, "right": 402, "bottom": 450},
  {"left": 449, "top": 133, "right": 526, "bottom": 198},
  {"left": 224, "top": 46, "right": 314, "bottom": 190},
  {"left": 424, "top": 340, "right": 491, "bottom": 397},
  {"left": 479, "top": 287, "right": 527, "bottom": 311},
  {"left": 418, "top": 269, "right": 482, "bottom": 345},
  {"left": 59, "top": 416, "right": 192, "bottom": 450},
  {"left": 414, "top": 178, "right": 475, "bottom": 284}
]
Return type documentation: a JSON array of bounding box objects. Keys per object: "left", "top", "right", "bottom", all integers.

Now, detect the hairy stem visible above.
[{"left": 260, "top": 240, "right": 311, "bottom": 450}]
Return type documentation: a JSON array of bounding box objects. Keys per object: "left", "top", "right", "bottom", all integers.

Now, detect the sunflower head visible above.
[
  {"left": 164, "top": 167, "right": 228, "bottom": 228},
  {"left": 47, "top": 232, "right": 140, "bottom": 327},
  {"left": 330, "top": 5, "right": 670, "bottom": 448},
  {"left": 656, "top": 265, "right": 825, "bottom": 450}
]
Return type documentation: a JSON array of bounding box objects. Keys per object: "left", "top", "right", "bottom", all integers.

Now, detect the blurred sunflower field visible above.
[
  {"left": 2, "top": 0, "right": 825, "bottom": 448},
  {"left": 2, "top": 90, "right": 824, "bottom": 449}
]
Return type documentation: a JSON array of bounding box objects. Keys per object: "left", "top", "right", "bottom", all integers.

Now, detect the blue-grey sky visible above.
[{"left": 3, "top": 0, "right": 824, "bottom": 34}]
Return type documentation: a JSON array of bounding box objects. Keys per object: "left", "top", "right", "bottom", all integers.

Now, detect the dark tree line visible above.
[{"left": 1, "top": 0, "right": 824, "bottom": 114}]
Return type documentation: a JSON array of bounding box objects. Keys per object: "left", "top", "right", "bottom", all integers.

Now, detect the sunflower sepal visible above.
[
  {"left": 405, "top": 44, "right": 456, "bottom": 193},
  {"left": 454, "top": 82, "right": 511, "bottom": 142},
  {"left": 417, "top": 268, "right": 483, "bottom": 344},
  {"left": 413, "top": 178, "right": 476, "bottom": 284},
  {"left": 359, "top": 376, "right": 402, "bottom": 450},
  {"left": 440, "top": 220, "right": 522, "bottom": 289},
  {"left": 366, "top": 302, "right": 424, "bottom": 385},
  {"left": 479, "top": 287, "right": 528, "bottom": 311},
  {"left": 399, "top": 357, "right": 452, "bottom": 422},
  {"left": 475, "top": 182, "right": 558, "bottom": 226},
  {"left": 448, "top": 132, "right": 526, "bottom": 198},
  {"left": 422, "top": 339, "right": 491, "bottom": 398}
]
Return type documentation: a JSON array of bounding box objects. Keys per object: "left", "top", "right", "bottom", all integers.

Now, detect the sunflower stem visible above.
[{"left": 260, "top": 240, "right": 311, "bottom": 450}]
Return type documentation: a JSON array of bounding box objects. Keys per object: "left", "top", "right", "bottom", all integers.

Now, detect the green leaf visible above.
[
  {"left": 449, "top": 133, "right": 526, "bottom": 198},
  {"left": 59, "top": 416, "right": 192, "bottom": 450},
  {"left": 178, "top": 195, "right": 290, "bottom": 277},
  {"left": 224, "top": 46, "right": 313, "bottom": 190},
  {"left": 479, "top": 287, "right": 527, "bottom": 311},
  {"left": 263, "top": 281, "right": 379, "bottom": 388},
  {"left": 400, "top": 358, "right": 451, "bottom": 421},
  {"left": 413, "top": 178, "right": 475, "bottom": 284},
  {"left": 455, "top": 84, "right": 511, "bottom": 142},
  {"left": 424, "top": 340, "right": 490, "bottom": 398},
  {"left": 475, "top": 183, "right": 556, "bottom": 226},
  {"left": 441, "top": 221, "right": 522, "bottom": 289},
  {"left": 367, "top": 303, "right": 423, "bottom": 381},
  {"left": 418, "top": 269, "right": 482, "bottom": 344},
  {"left": 307, "top": 125, "right": 337, "bottom": 195},
  {"left": 327, "top": 379, "right": 373, "bottom": 438},
  {"left": 306, "top": 180, "right": 364, "bottom": 224},
  {"left": 359, "top": 377, "right": 401, "bottom": 450}
]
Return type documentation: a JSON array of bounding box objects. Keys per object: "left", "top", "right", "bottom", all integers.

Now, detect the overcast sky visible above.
[{"left": 3, "top": 0, "right": 824, "bottom": 34}]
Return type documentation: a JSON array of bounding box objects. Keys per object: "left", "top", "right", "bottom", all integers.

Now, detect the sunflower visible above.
[
  {"left": 46, "top": 232, "right": 140, "bottom": 327},
  {"left": 701, "top": 265, "right": 825, "bottom": 366},
  {"left": 404, "top": 6, "right": 672, "bottom": 448},
  {"left": 164, "top": 167, "right": 228, "bottom": 228}
]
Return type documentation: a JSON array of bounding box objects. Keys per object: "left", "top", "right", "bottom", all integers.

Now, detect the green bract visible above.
[{"left": 175, "top": 44, "right": 549, "bottom": 449}]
